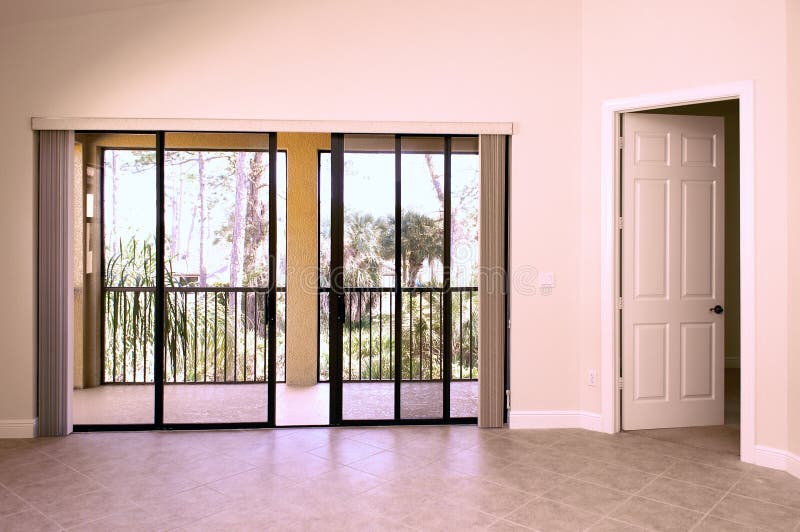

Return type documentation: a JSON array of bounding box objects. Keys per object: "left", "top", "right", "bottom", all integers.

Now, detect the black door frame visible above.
[
  {"left": 74, "top": 130, "right": 279, "bottom": 432},
  {"left": 327, "top": 133, "right": 477, "bottom": 426}
]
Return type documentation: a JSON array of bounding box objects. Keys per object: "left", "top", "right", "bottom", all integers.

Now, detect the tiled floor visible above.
[
  {"left": 632, "top": 425, "right": 740, "bottom": 456},
  {"left": 2, "top": 426, "right": 800, "bottom": 531},
  {"left": 73, "top": 381, "right": 478, "bottom": 426}
]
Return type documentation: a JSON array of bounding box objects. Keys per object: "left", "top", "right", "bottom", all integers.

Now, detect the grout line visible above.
[{"left": 687, "top": 476, "right": 740, "bottom": 532}]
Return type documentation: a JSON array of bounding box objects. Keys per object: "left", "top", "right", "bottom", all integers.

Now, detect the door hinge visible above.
[
  {"left": 617, "top": 217, "right": 623, "bottom": 231},
  {"left": 506, "top": 390, "right": 511, "bottom": 409},
  {"left": 507, "top": 319, "right": 511, "bottom": 329},
  {"left": 618, "top": 377, "right": 624, "bottom": 390},
  {"left": 617, "top": 297, "right": 623, "bottom": 310},
  {"left": 618, "top": 136, "right": 624, "bottom": 150}
]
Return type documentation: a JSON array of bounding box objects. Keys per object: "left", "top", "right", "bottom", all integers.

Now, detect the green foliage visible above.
[{"left": 103, "top": 237, "right": 286, "bottom": 383}]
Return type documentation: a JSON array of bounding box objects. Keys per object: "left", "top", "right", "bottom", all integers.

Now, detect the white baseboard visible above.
[
  {"left": 0, "top": 418, "right": 38, "bottom": 438},
  {"left": 509, "top": 410, "right": 602, "bottom": 431},
  {"left": 754, "top": 445, "right": 800, "bottom": 480}
]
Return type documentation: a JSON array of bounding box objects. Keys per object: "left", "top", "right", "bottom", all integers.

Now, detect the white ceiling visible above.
[{"left": 0, "top": 0, "right": 182, "bottom": 29}]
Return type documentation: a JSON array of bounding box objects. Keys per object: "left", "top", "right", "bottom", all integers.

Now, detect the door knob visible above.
[{"left": 709, "top": 305, "right": 724, "bottom": 314}]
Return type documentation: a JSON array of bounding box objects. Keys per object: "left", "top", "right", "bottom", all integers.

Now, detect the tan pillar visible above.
[{"left": 279, "top": 133, "right": 330, "bottom": 385}]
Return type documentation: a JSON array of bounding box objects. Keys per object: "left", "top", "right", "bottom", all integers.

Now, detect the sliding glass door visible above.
[
  {"left": 161, "top": 133, "right": 284, "bottom": 425},
  {"left": 73, "top": 131, "right": 284, "bottom": 429},
  {"left": 325, "top": 134, "right": 479, "bottom": 424}
]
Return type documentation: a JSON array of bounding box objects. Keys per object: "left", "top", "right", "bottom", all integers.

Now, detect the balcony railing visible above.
[
  {"left": 103, "top": 286, "right": 286, "bottom": 384},
  {"left": 104, "top": 285, "right": 477, "bottom": 385},
  {"left": 319, "top": 286, "right": 478, "bottom": 382}
]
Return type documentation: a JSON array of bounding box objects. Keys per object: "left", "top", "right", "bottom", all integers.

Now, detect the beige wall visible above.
[
  {"left": 788, "top": 0, "right": 800, "bottom": 459},
  {"left": 277, "top": 132, "right": 330, "bottom": 385},
  {"left": 579, "top": 0, "right": 791, "bottom": 451},
  {"left": 0, "top": 0, "right": 796, "bottom": 458}
]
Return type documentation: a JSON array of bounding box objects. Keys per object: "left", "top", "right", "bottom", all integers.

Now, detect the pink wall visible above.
[
  {"left": 0, "top": 0, "right": 584, "bottom": 424},
  {"left": 0, "top": 0, "right": 795, "bottom": 459},
  {"left": 788, "top": 0, "right": 800, "bottom": 459}
]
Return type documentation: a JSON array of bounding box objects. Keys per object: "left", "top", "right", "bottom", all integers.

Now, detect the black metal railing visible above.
[
  {"left": 102, "top": 286, "right": 286, "bottom": 384},
  {"left": 319, "top": 286, "right": 478, "bottom": 382}
]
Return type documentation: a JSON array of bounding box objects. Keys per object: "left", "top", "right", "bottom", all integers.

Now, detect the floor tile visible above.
[
  {"left": 0, "top": 509, "right": 60, "bottom": 532},
  {"left": 36, "top": 488, "right": 139, "bottom": 529},
  {"left": 401, "top": 497, "right": 499, "bottom": 531},
  {"left": 587, "top": 517, "right": 645, "bottom": 531},
  {"left": 693, "top": 515, "right": 759, "bottom": 531},
  {"left": 710, "top": 493, "right": 800, "bottom": 531},
  {"left": 574, "top": 461, "right": 656, "bottom": 494},
  {"left": 487, "top": 518, "right": 533, "bottom": 530},
  {"left": 505, "top": 498, "right": 601, "bottom": 531},
  {"left": 514, "top": 447, "right": 595, "bottom": 476},
  {"left": 11, "top": 469, "right": 103, "bottom": 507},
  {"left": 268, "top": 453, "right": 339, "bottom": 481},
  {"left": 637, "top": 476, "right": 725, "bottom": 513},
  {"left": 486, "top": 462, "right": 568, "bottom": 495},
  {"left": 611, "top": 496, "right": 703, "bottom": 531},
  {"left": 542, "top": 478, "right": 630, "bottom": 516},
  {"left": 449, "top": 478, "right": 534, "bottom": 517},
  {"left": 662, "top": 459, "right": 743, "bottom": 491},
  {"left": 308, "top": 438, "right": 383, "bottom": 465},
  {"left": 0, "top": 486, "right": 30, "bottom": 517},
  {"left": 732, "top": 469, "right": 800, "bottom": 510}
]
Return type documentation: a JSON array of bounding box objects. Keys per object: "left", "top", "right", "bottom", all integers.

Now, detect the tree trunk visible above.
[
  {"left": 184, "top": 202, "right": 197, "bottom": 264},
  {"left": 111, "top": 151, "right": 119, "bottom": 255},
  {"left": 243, "top": 152, "right": 267, "bottom": 331},
  {"left": 170, "top": 172, "right": 183, "bottom": 262},
  {"left": 197, "top": 154, "right": 207, "bottom": 286},
  {"left": 424, "top": 153, "right": 444, "bottom": 203},
  {"left": 229, "top": 152, "right": 247, "bottom": 287}
]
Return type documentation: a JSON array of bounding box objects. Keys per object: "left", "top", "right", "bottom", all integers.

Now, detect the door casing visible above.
[{"left": 600, "top": 81, "right": 755, "bottom": 463}]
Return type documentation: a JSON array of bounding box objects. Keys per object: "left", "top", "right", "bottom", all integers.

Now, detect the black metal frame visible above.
[
  {"left": 326, "top": 134, "right": 480, "bottom": 425},
  {"left": 329, "top": 134, "right": 345, "bottom": 425}
]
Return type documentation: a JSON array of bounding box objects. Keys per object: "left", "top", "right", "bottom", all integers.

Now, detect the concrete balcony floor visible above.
[{"left": 73, "top": 381, "right": 478, "bottom": 426}]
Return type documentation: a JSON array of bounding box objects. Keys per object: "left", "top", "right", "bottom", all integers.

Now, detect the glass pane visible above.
[
  {"left": 400, "top": 136, "right": 444, "bottom": 419},
  {"left": 451, "top": 137, "right": 479, "bottom": 418},
  {"left": 318, "top": 152, "right": 331, "bottom": 381},
  {"left": 162, "top": 133, "right": 276, "bottom": 424},
  {"left": 341, "top": 134, "right": 396, "bottom": 420},
  {"left": 73, "top": 133, "right": 157, "bottom": 425}
]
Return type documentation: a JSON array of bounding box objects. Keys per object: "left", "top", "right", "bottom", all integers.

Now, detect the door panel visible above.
[
  {"left": 634, "top": 179, "right": 669, "bottom": 299},
  {"left": 681, "top": 181, "right": 716, "bottom": 298},
  {"left": 327, "top": 134, "right": 479, "bottom": 424},
  {"left": 633, "top": 323, "right": 668, "bottom": 401},
  {"left": 161, "top": 133, "right": 280, "bottom": 425},
  {"left": 622, "top": 113, "right": 724, "bottom": 430}
]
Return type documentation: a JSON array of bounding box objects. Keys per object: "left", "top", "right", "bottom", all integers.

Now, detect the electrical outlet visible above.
[{"left": 588, "top": 369, "right": 597, "bottom": 386}]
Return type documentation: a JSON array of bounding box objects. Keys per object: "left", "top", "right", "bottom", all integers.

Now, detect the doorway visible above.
[{"left": 618, "top": 100, "right": 741, "bottom": 455}]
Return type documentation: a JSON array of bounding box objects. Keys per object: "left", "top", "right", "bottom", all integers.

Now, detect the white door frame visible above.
[{"left": 599, "top": 80, "right": 755, "bottom": 463}]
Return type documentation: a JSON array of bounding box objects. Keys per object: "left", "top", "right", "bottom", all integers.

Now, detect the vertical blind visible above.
[
  {"left": 478, "top": 135, "right": 507, "bottom": 428},
  {"left": 38, "top": 130, "right": 74, "bottom": 436}
]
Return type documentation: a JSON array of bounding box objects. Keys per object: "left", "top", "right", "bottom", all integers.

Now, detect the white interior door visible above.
[{"left": 621, "top": 113, "right": 725, "bottom": 430}]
